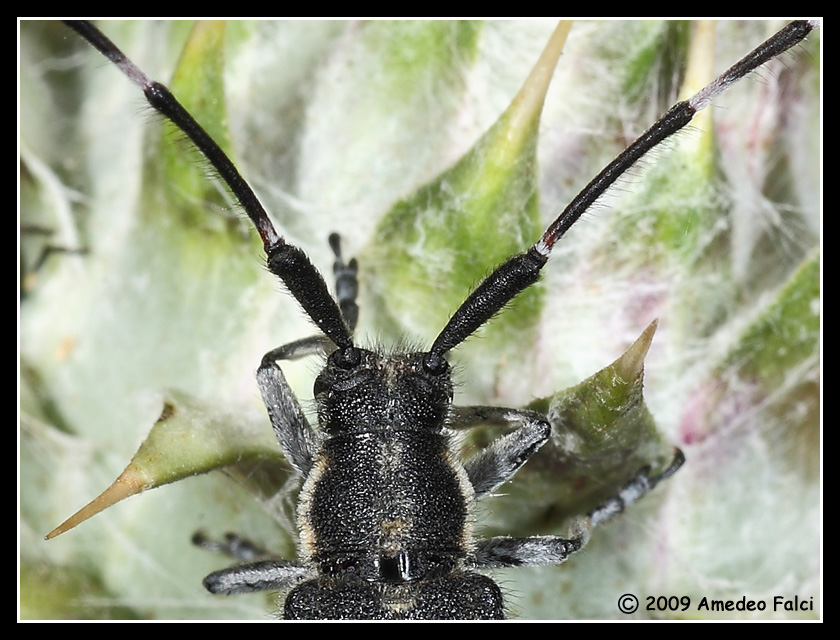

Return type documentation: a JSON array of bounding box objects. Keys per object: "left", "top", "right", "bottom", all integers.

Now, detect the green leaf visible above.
[{"left": 475, "top": 321, "right": 675, "bottom": 536}]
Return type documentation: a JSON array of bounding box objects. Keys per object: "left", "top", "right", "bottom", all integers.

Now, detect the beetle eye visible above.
[
  {"left": 422, "top": 353, "right": 448, "bottom": 376},
  {"left": 333, "top": 346, "right": 361, "bottom": 370}
]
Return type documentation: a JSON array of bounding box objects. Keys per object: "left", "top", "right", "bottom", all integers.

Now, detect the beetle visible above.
[{"left": 19, "top": 21, "right": 820, "bottom": 620}]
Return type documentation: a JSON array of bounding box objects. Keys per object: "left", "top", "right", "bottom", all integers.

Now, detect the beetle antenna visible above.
[
  {"left": 427, "top": 19, "right": 818, "bottom": 365},
  {"left": 63, "top": 21, "right": 354, "bottom": 352}
]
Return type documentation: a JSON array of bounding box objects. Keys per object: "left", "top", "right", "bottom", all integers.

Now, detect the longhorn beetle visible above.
[{"left": 22, "top": 21, "right": 819, "bottom": 619}]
